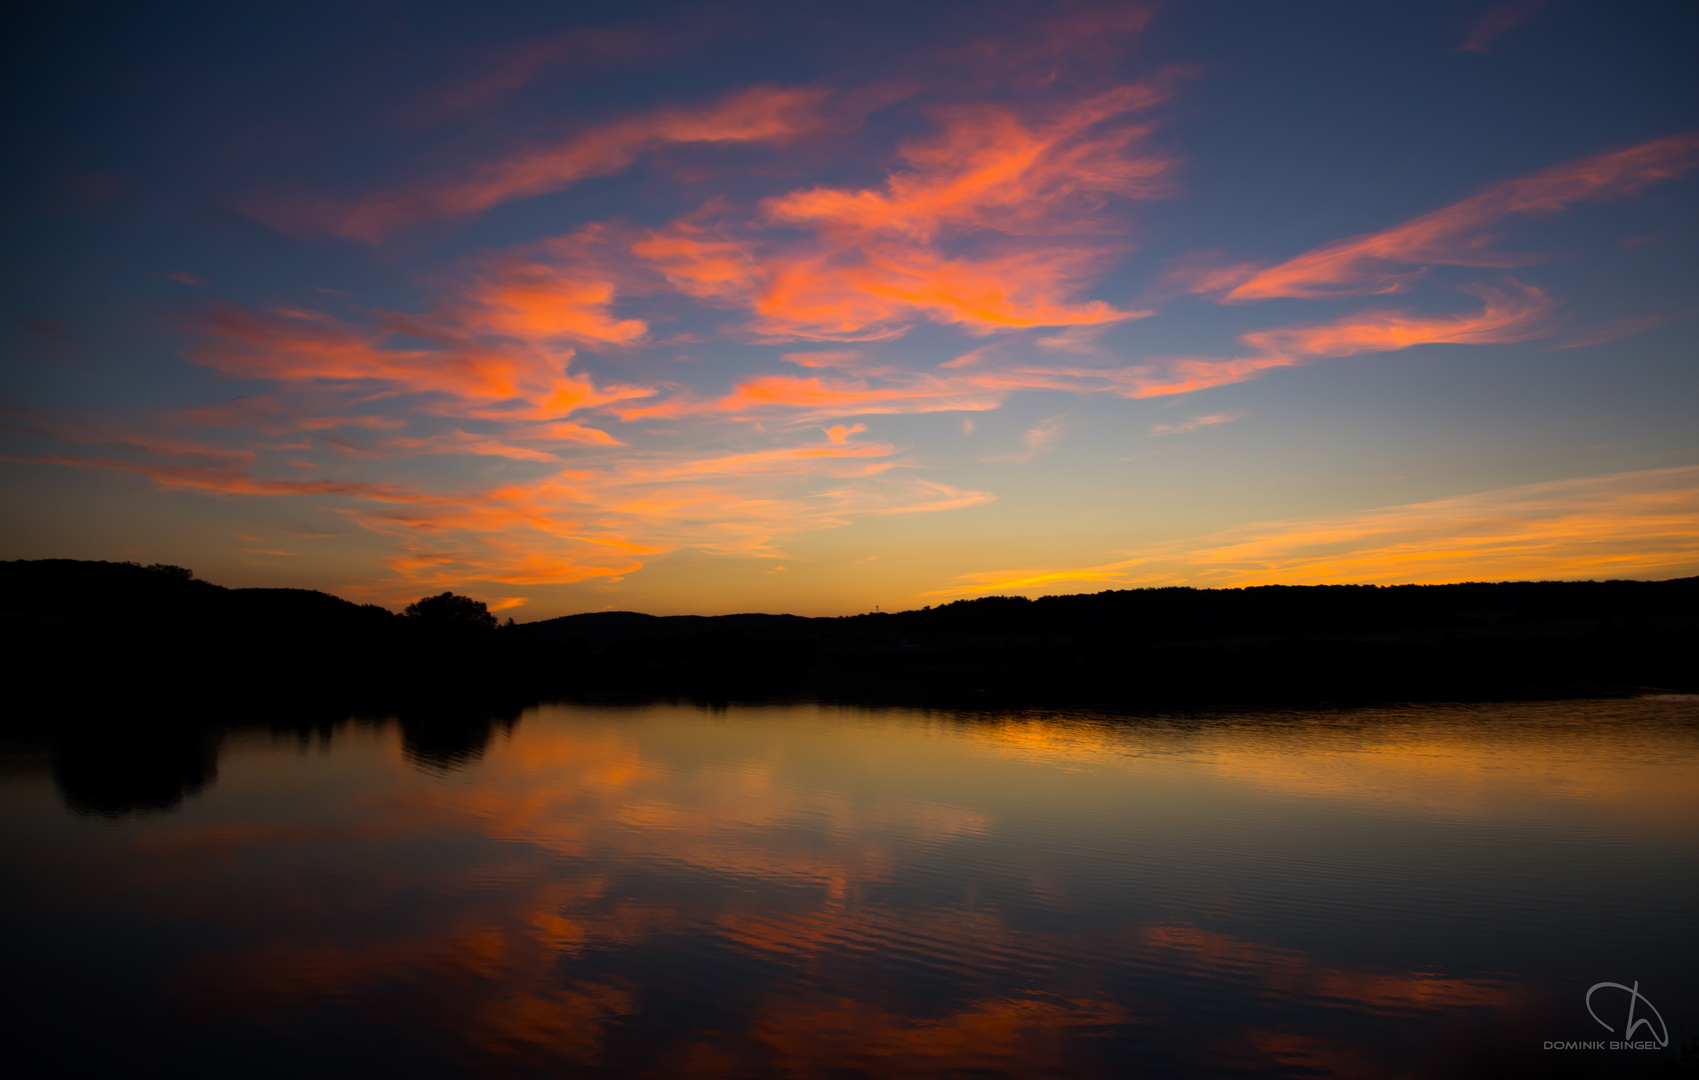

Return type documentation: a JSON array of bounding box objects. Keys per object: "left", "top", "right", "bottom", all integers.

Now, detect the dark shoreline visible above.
[{"left": 4, "top": 559, "right": 1695, "bottom": 721}]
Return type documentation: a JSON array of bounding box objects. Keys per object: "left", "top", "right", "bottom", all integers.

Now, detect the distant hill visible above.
[
  {"left": 0, "top": 560, "right": 544, "bottom": 714},
  {"left": 515, "top": 578, "right": 1699, "bottom": 705},
  {"left": 3, "top": 559, "right": 1695, "bottom": 712},
  {"left": 525, "top": 578, "right": 1699, "bottom": 646}
]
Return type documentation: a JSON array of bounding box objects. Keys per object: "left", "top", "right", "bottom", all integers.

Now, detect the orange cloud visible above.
[
  {"left": 1153, "top": 254, "right": 1265, "bottom": 298},
  {"left": 14, "top": 442, "right": 660, "bottom": 595},
  {"left": 824, "top": 423, "right": 865, "bottom": 444},
  {"left": 192, "top": 304, "right": 650, "bottom": 430},
  {"left": 1125, "top": 281, "right": 1555, "bottom": 397},
  {"left": 622, "top": 82, "right": 1178, "bottom": 343},
  {"left": 631, "top": 218, "right": 764, "bottom": 303},
  {"left": 1220, "top": 131, "right": 1699, "bottom": 302},
  {"left": 618, "top": 283, "right": 1549, "bottom": 426},
  {"left": 381, "top": 429, "right": 615, "bottom": 460},
  {"left": 254, "top": 84, "right": 834, "bottom": 241},
  {"left": 783, "top": 351, "right": 862, "bottom": 369},
  {"left": 23, "top": 411, "right": 995, "bottom": 601},
  {"left": 926, "top": 464, "right": 1699, "bottom": 597},
  {"left": 196, "top": 305, "right": 524, "bottom": 401},
  {"left": 607, "top": 436, "right": 899, "bottom": 482},
  {"left": 1237, "top": 282, "right": 1553, "bottom": 355},
  {"left": 457, "top": 259, "right": 648, "bottom": 347},
  {"left": 13, "top": 452, "right": 426, "bottom": 501},
  {"left": 750, "top": 247, "right": 1146, "bottom": 341},
  {"left": 712, "top": 371, "right": 1009, "bottom": 419},
  {"left": 764, "top": 86, "right": 1173, "bottom": 237}
]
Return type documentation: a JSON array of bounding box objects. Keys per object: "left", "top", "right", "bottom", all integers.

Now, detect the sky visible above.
[{"left": 2, "top": 0, "right": 1696, "bottom": 618}]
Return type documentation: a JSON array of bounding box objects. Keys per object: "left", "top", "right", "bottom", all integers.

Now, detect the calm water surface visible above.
[{"left": 3, "top": 699, "right": 1696, "bottom": 1078}]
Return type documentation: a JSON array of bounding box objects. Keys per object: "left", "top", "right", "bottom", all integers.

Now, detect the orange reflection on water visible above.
[
  {"left": 1138, "top": 924, "right": 1522, "bottom": 1016},
  {"left": 747, "top": 992, "right": 1132, "bottom": 1079},
  {"left": 12, "top": 699, "right": 1695, "bottom": 1077},
  {"left": 945, "top": 702, "right": 1699, "bottom": 833}
]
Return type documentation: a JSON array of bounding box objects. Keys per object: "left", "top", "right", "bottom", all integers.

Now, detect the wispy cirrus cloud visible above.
[
  {"left": 1117, "top": 280, "right": 1557, "bottom": 398},
  {"left": 1124, "top": 133, "right": 1698, "bottom": 403},
  {"left": 1551, "top": 314, "right": 1667, "bottom": 350},
  {"left": 191, "top": 303, "right": 652, "bottom": 430},
  {"left": 13, "top": 453, "right": 422, "bottom": 502},
  {"left": 1149, "top": 411, "right": 1242, "bottom": 437},
  {"left": 612, "top": 280, "right": 1553, "bottom": 424},
  {"left": 250, "top": 84, "right": 838, "bottom": 242},
  {"left": 631, "top": 80, "right": 1179, "bottom": 341},
  {"left": 980, "top": 414, "right": 1069, "bottom": 463},
  {"left": 1197, "top": 132, "right": 1699, "bottom": 303},
  {"left": 18, "top": 400, "right": 992, "bottom": 603},
  {"left": 400, "top": 23, "right": 704, "bottom": 126},
  {"left": 1458, "top": 0, "right": 1546, "bottom": 54}
]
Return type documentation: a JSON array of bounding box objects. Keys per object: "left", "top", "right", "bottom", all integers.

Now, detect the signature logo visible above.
[{"left": 1586, "top": 981, "right": 1668, "bottom": 1047}]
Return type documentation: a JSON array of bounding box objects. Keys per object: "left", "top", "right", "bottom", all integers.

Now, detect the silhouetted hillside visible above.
[
  {"left": 521, "top": 579, "right": 1699, "bottom": 705},
  {"left": 0, "top": 560, "right": 548, "bottom": 714},
  {"left": 3, "top": 559, "right": 1695, "bottom": 715}
]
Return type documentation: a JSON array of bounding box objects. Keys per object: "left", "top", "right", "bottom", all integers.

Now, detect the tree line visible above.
[{"left": 3, "top": 559, "right": 1695, "bottom": 715}]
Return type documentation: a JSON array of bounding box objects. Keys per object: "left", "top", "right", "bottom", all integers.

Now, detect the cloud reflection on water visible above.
[{"left": 7, "top": 700, "right": 1696, "bottom": 1077}]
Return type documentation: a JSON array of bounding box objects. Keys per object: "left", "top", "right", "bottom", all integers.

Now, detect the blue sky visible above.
[{"left": 3, "top": 0, "right": 1696, "bottom": 616}]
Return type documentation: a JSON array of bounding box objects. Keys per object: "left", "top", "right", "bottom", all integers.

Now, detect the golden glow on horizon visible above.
[{"left": 929, "top": 465, "right": 1699, "bottom": 597}]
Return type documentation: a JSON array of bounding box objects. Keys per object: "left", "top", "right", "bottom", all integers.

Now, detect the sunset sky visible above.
[{"left": 3, "top": 0, "right": 1696, "bottom": 617}]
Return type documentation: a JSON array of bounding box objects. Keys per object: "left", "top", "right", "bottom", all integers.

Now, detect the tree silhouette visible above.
[
  {"left": 116, "top": 560, "right": 195, "bottom": 579},
  {"left": 403, "top": 591, "right": 497, "bottom": 630}
]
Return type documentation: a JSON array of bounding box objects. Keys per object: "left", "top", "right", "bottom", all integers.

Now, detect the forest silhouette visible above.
[{"left": 2, "top": 558, "right": 1694, "bottom": 712}]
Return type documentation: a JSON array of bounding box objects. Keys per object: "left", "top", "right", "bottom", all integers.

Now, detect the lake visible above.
[{"left": 3, "top": 698, "right": 1696, "bottom": 1078}]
